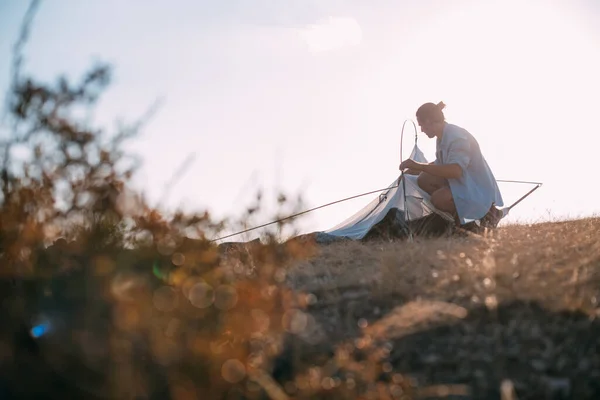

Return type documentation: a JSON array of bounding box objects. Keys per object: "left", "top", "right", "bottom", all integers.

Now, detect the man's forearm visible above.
[
  {"left": 418, "top": 163, "right": 462, "bottom": 179},
  {"left": 403, "top": 168, "right": 421, "bottom": 175},
  {"left": 403, "top": 162, "right": 434, "bottom": 176}
]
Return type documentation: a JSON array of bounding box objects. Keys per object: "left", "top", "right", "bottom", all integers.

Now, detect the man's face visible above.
[{"left": 418, "top": 119, "right": 437, "bottom": 138}]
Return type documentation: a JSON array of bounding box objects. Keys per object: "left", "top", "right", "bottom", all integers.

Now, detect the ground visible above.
[{"left": 276, "top": 217, "right": 600, "bottom": 399}]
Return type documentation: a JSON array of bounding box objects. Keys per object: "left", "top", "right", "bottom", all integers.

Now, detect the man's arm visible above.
[
  {"left": 400, "top": 159, "right": 463, "bottom": 179},
  {"left": 401, "top": 162, "right": 435, "bottom": 175},
  {"left": 419, "top": 163, "right": 463, "bottom": 179},
  {"left": 401, "top": 134, "right": 470, "bottom": 179},
  {"left": 403, "top": 168, "right": 421, "bottom": 175}
]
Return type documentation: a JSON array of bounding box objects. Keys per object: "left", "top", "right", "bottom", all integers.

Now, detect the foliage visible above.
[{"left": 0, "top": 2, "right": 319, "bottom": 399}]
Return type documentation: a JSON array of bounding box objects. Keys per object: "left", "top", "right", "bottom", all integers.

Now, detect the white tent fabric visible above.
[{"left": 325, "top": 144, "right": 454, "bottom": 240}]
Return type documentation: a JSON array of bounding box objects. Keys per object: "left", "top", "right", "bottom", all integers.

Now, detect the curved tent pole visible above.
[
  {"left": 349, "top": 118, "right": 419, "bottom": 228},
  {"left": 399, "top": 119, "right": 419, "bottom": 241}
]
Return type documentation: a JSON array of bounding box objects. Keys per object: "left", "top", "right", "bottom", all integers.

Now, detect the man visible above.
[{"left": 399, "top": 101, "right": 503, "bottom": 227}]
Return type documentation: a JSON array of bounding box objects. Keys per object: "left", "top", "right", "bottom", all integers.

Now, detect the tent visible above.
[{"left": 320, "top": 143, "right": 457, "bottom": 241}]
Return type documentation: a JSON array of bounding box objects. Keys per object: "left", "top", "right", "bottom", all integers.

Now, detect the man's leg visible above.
[
  {"left": 430, "top": 186, "right": 457, "bottom": 214},
  {"left": 417, "top": 172, "right": 448, "bottom": 195}
]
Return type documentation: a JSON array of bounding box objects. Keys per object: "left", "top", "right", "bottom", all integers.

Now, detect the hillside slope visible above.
[{"left": 279, "top": 217, "right": 600, "bottom": 399}]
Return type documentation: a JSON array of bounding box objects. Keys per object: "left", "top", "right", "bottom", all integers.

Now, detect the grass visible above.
[{"left": 278, "top": 216, "right": 600, "bottom": 399}]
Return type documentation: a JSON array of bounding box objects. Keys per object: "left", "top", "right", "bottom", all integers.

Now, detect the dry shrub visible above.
[{"left": 0, "top": 3, "right": 318, "bottom": 399}]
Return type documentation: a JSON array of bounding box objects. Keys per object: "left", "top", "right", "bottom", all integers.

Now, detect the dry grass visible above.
[
  {"left": 288, "top": 217, "right": 600, "bottom": 314},
  {"left": 278, "top": 217, "right": 600, "bottom": 399}
]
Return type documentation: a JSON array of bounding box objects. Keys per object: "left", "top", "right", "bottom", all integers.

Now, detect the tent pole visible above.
[
  {"left": 400, "top": 119, "right": 419, "bottom": 242},
  {"left": 507, "top": 183, "right": 542, "bottom": 211}
]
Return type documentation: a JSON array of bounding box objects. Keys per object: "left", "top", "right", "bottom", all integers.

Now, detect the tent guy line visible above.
[
  {"left": 210, "top": 184, "right": 402, "bottom": 242},
  {"left": 209, "top": 178, "right": 542, "bottom": 243}
]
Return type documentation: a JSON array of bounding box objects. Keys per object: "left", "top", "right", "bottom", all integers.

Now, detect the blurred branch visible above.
[
  {"left": 157, "top": 151, "right": 196, "bottom": 208},
  {"left": 10, "top": 0, "right": 41, "bottom": 93},
  {"left": 2, "top": 0, "right": 41, "bottom": 199}
]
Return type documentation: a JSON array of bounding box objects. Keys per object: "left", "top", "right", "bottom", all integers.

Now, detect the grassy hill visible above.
[{"left": 276, "top": 217, "right": 600, "bottom": 399}]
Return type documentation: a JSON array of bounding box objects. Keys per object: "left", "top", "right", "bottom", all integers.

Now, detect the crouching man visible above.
[{"left": 399, "top": 101, "right": 503, "bottom": 227}]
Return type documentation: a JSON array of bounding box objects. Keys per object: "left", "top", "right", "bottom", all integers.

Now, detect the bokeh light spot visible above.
[
  {"left": 30, "top": 323, "right": 49, "bottom": 338},
  {"left": 111, "top": 272, "right": 146, "bottom": 302},
  {"left": 189, "top": 282, "right": 214, "bottom": 308},
  {"left": 282, "top": 309, "right": 308, "bottom": 334},
  {"left": 152, "top": 261, "right": 170, "bottom": 282},
  {"left": 171, "top": 252, "right": 185, "bottom": 266},
  {"left": 221, "top": 359, "right": 246, "bottom": 383}
]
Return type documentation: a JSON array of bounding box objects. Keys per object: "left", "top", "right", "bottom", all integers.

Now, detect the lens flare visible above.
[{"left": 30, "top": 322, "right": 50, "bottom": 338}]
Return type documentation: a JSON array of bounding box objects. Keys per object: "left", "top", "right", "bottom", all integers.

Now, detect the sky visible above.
[{"left": 1, "top": 0, "right": 599, "bottom": 241}]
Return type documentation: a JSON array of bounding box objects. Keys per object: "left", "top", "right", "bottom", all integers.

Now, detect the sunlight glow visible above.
[
  {"left": 4, "top": 0, "right": 597, "bottom": 236},
  {"left": 298, "top": 16, "right": 362, "bottom": 53}
]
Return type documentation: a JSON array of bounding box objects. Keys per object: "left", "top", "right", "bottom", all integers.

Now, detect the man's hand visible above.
[
  {"left": 403, "top": 168, "right": 421, "bottom": 176},
  {"left": 399, "top": 159, "right": 422, "bottom": 172},
  {"left": 400, "top": 159, "right": 463, "bottom": 180}
]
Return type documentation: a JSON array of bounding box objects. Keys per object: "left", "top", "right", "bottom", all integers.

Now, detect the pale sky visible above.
[{"left": 1, "top": 0, "right": 599, "bottom": 241}]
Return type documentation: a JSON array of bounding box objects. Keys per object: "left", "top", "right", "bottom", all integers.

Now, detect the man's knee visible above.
[
  {"left": 431, "top": 187, "right": 456, "bottom": 213},
  {"left": 418, "top": 172, "right": 447, "bottom": 195},
  {"left": 417, "top": 172, "right": 433, "bottom": 194}
]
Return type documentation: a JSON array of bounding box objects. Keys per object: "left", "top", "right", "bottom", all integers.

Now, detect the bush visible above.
[{"left": 0, "top": 2, "right": 317, "bottom": 399}]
